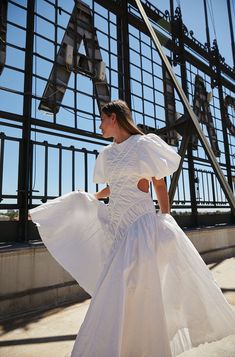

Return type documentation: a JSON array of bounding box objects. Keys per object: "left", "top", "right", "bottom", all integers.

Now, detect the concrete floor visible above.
[{"left": 0, "top": 258, "right": 235, "bottom": 357}]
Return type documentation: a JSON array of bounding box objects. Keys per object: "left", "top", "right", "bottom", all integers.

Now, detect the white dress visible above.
[{"left": 30, "top": 133, "right": 235, "bottom": 357}]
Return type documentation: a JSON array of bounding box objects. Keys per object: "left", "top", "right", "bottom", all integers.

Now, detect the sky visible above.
[{"left": 0, "top": 0, "right": 234, "bottom": 211}]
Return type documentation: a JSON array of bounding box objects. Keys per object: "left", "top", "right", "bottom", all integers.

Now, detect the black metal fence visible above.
[{"left": 0, "top": 0, "right": 234, "bottom": 241}]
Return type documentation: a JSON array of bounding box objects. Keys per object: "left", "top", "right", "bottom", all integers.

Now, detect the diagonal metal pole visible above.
[
  {"left": 169, "top": 126, "right": 191, "bottom": 206},
  {"left": 134, "top": 0, "right": 235, "bottom": 214}
]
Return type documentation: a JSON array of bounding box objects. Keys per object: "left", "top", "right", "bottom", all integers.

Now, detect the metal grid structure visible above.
[{"left": 0, "top": 0, "right": 234, "bottom": 241}]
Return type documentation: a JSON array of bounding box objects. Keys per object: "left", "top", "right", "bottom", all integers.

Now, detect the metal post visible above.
[
  {"left": 211, "top": 172, "right": 216, "bottom": 206},
  {"left": 0, "top": 133, "right": 5, "bottom": 202},
  {"left": 0, "top": 0, "right": 8, "bottom": 75},
  {"left": 117, "top": 0, "right": 132, "bottom": 108},
  {"left": 169, "top": 0, "right": 174, "bottom": 21},
  {"left": 203, "top": 0, "right": 211, "bottom": 49},
  {"left": 176, "top": 12, "right": 198, "bottom": 225},
  {"left": 18, "top": 0, "right": 35, "bottom": 241},
  {"left": 28, "top": 141, "right": 34, "bottom": 208}
]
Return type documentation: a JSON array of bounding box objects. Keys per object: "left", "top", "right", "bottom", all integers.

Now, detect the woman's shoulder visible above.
[
  {"left": 136, "top": 133, "right": 180, "bottom": 158},
  {"left": 136, "top": 133, "right": 166, "bottom": 148},
  {"left": 137, "top": 133, "right": 162, "bottom": 142},
  {"left": 97, "top": 142, "right": 112, "bottom": 155},
  {"left": 98, "top": 133, "right": 163, "bottom": 155}
]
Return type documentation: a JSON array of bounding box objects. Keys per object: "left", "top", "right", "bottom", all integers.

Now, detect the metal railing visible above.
[{"left": 0, "top": 0, "right": 234, "bottom": 241}]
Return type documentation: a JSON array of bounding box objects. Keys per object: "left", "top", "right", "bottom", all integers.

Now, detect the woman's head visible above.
[{"left": 100, "top": 100, "right": 143, "bottom": 139}]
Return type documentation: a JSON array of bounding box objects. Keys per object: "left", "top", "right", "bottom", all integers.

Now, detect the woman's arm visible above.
[
  {"left": 94, "top": 185, "right": 110, "bottom": 200},
  {"left": 152, "top": 177, "right": 170, "bottom": 214}
]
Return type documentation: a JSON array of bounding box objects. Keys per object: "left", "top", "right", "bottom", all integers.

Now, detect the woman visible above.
[{"left": 30, "top": 100, "right": 235, "bottom": 356}]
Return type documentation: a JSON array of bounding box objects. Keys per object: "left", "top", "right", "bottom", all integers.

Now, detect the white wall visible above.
[
  {"left": 0, "top": 225, "right": 234, "bottom": 320},
  {"left": 0, "top": 244, "right": 89, "bottom": 320}
]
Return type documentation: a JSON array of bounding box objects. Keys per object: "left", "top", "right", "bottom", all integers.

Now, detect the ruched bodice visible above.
[
  {"left": 99, "top": 189, "right": 155, "bottom": 245},
  {"left": 94, "top": 133, "right": 180, "bottom": 243}
]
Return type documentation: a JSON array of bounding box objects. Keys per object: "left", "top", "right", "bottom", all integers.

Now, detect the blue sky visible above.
[{"left": 0, "top": 0, "right": 234, "bottom": 210}]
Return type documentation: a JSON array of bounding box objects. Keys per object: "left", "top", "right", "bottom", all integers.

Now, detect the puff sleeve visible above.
[
  {"left": 93, "top": 147, "right": 107, "bottom": 184},
  {"left": 137, "top": 133, "right": 181, "bottom": 180}
]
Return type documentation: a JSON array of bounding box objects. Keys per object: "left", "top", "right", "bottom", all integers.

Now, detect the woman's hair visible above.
[{"left": 101, "top": 100, "right": 144, "bottom": 136}]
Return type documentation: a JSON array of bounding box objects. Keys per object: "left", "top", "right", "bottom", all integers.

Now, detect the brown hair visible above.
[{"left": 101, "top": 100, "right": 144, "bottom": 136}]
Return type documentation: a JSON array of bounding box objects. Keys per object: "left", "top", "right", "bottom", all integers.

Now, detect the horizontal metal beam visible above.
[
  {"left": 0, "top": 110, "right": 111, "bottom": 144},
  {"left": 134, "top": 0, "right": 235, "bottom": 215}
]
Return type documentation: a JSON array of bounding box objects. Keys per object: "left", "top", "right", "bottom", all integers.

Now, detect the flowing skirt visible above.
[{"left": 30, "top": 191, "right": 235, "bottom": 357}]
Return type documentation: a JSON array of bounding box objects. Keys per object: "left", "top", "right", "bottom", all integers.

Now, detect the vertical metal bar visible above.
[
  {"left": 172, "top": 9, "right": 198, "bottom": 223},
  {"left": 139, "top": 33, "right": 145, "bottom": 128},
  {"left": 181, "top": 169, "right": 186, "bottom": 203},
  {"left": 92, "top": 0, "right": 97, "bottom": 133},
  {"left": 150, "top": 41, "right": 157, "bottom": 129},
  {"left": 202, "top": 172, "right": 206, "bottom": 203},
  {"left": 176, "top": 182, "right": 179, "bottom": 204},
  {"left": 206, "top": 171, "right": 210, "bottom": 203},
  {"left": 53, "top": 0, "right": 58, "bottom": 124},
  {"left": 219, "top": 184, "right": 223, "bottom": 203},
  {"left": 0, "top": 0, "right": 8, "bottom": 75},
  {"left": 95, "top": 151, "right": 99, "bottom": 193},
  {"left": 44, "top": 142, "right": 48, "bottom": 202},
  {"left": 18, "top": 0, "right": 35, "bottom": 241},
  {"left": 74, "top": 73, "right": 78, "bottom": 129},
  {"left": 84, "top": 150, "right": 88, "bottom": 192},
  {"left": 211, "top": 172, "right": 216, "bottom": 206},
  {"left": 0, "top": 133, "right": 5, "bottom": 201},
  {"left": 196, "top": 170, "right": 201, "bottom": 203},
  {"left": 58, "top": 144, "right": 62, "bottom": 196},
  {"left": 71, "top": 146, "right": 75, "bottom": 191},
  {"left": 117, "top": 12, "right": 124, "bottom": 100},
  {"left": 74, "top": 4, "right": 78, "bottom": 130},
  {"left": 181, "top": 59, "right": 198, "bottom": 222},
  {"left": 116, "top": 0, "right": 132, "bottom": 107},
  {"left": 215, "top": 174, "right": 219, "bottom": 203},
  {"left": 108, "top": 10, "right": 112, "bottom": 97},
  {"left": 28, "top": 141, "right": 33, "bottom": 208},
  {"left": 169, "top": 0, "right": 174, "bottom": 21},
  {"left": 203, "top": 0, "right": 211, "bottom": 49},
  {"left": 227, "top": 0, "right": 235, "bottom": 69}
]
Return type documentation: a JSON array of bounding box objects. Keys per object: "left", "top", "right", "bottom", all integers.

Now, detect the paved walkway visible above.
[{"left": 0, "top": 258, "right": 235, "bottom": 357}]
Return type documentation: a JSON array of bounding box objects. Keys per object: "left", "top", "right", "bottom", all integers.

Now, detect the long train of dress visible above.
[
  {"left": 30, "top": 190, "right": 235, "bottom": 357},
  {"left": 30, "top": 134, "right": 235, "bottom": 356}
]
